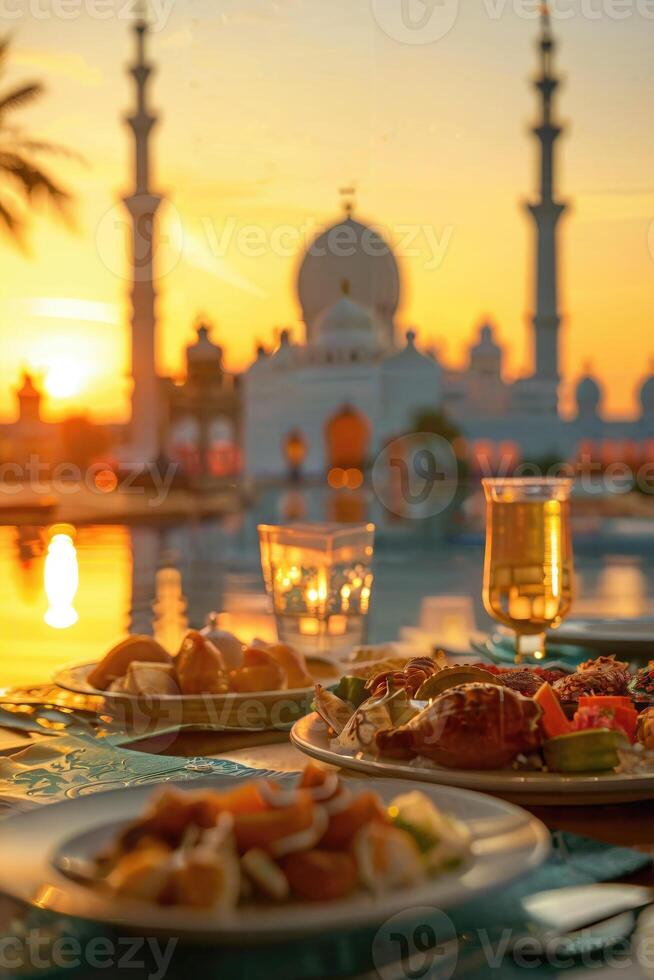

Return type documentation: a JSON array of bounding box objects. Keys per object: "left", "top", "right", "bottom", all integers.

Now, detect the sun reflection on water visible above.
[{"left": 44, "top": 525, "right": 79, "bottom": 629}]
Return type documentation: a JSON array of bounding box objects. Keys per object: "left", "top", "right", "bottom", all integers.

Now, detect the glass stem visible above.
[{"left": 515, "top": 632, "right": 546, "bottom": 665}]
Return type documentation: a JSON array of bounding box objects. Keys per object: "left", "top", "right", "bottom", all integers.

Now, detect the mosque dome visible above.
[
  {"left": 298, "top": 212, "right": 400, "bottom": 349},
  {"left": 469, "top": 322, "right": 502, "bottom": 376},
  {"left": 575, "top": 366, "right": 602, "bottom": 417},
  {"left": 313, "top": 283, "right": 382, "bottom": 353},
  {"left": 271, "top": 329, "right": 296, "bottom": 367},
  {"left": 640, "top": 372, "right": 654, "bottom": 415},
  {"left": 246, "top": 344, "right": 270, "bottom": 375},
  {"left": 17, "top": 371, "right": 40, "bottom": 400},
  {"left": 187, "top": 323, "right": 222, "bottom": 364},
  {"left": 382, "top": 329, "right": 442, "bottom": 378}
]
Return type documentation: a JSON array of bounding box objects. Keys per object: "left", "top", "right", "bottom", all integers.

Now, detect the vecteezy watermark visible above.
[
  {"left": 370, "top": 0, "right": 654, "bottom": 45},
  {"left": 201, "top": 216, "right": 453, "bottom": 272},
  {"left": 371, "top": 437, "right": 654, "bottom": 519},
  {"left": 371, "top": 0, "right": 461, "bottom": 45},
  {"left": 0, "top": 930, "right": 177, "bottom": 979},
  {"left": 372, "top": 906, "right": 458, "bottom": 979},
  {"left": 483, "top": 0, "right": 654, "bottom": 21},
  {"left": 96, "top": 203, "right": 454, "bottom": 282},
  {"left": 0, "top": 456, "right": 179, "bottom": 508},
  {"left": 372, "top": 433, "right": 459, "bottom": 519},
  {"left": 371, "top": 906, "right": 654, "bottom": 976},
  {"left": 0, "top": 0, "right": 174, "bottom": 29}
]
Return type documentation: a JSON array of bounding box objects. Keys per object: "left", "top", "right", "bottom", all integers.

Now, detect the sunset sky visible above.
[{"left": 0, "top": 0, "right": 653, "bottom": 423}]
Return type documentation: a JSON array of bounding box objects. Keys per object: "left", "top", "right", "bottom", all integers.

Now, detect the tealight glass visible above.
[{"left": 257, "top": 522, "right": 375, "bottom": 658}]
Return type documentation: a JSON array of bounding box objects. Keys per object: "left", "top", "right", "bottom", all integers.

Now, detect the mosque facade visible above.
[{"left": 242, "top": 9, "right": 654, "bottom": 480}]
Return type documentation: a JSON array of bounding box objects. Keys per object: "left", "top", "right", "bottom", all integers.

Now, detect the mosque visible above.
[
  {"left": 4, "top": 9, "right": 654, "bottom": 483},
  {"left": 241, "top": 8, "right": 654, "bottom": 479}
]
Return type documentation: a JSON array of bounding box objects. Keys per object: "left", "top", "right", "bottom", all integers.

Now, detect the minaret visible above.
[
  {"left": 527, "top": 4, "right": 567, "bottom": 385},
  {"left": 124, "top": 12, "right": 162, "bottom": 464}
]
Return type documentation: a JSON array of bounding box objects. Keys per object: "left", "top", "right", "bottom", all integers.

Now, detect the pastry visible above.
[
  {"left": 88, "top": 635, "right": 172, "bottom": 690},
  {"left": 201, "top": 617, "right": 245, "bottom": 671},
  {"left": 263, "top": 643, "right": 313, "bottom": 689},
  {"left": 123, "top": 661, "right": 179, "bottom": 697},
  {"left": 228, "top": 648, "right": 285, "bottom": 693},
  {"left": 175, "top": 630, "right": 229, "bottom": 695}
]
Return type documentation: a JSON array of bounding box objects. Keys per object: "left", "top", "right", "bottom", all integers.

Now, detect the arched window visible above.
[{"left": 324, "top": 405, "right": 371, "bottom": 472}]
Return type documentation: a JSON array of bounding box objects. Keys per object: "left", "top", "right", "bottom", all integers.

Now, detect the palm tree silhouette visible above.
[{"left": 0, "top": 36, "right": 74, "bottom": 245}]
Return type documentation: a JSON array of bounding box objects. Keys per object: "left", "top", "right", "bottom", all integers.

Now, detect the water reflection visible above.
[
  {"left": 1, "top": 508, "right": 654, "bottom": 688},
  {"left": 43, "top": 525, "right": 79, "bottom": 629}
]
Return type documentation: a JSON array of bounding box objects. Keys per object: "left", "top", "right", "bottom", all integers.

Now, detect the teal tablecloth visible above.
[{"left": 0, "top": 734, "right": 652, "bottom": 980}]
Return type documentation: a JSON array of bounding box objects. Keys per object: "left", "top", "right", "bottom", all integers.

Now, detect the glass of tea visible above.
[{"left": 482, "top": 477, "right": 574, "bottom": 663}]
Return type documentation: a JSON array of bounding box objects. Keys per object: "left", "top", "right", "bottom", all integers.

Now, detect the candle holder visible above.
[{"left": 257, "top": 522, "right": 375, "bottom": 658}]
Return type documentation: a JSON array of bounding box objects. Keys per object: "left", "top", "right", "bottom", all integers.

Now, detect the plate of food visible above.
[
  {"left": 0, "top": 764, "right": 549, "bottom": 943},
  {"left": 54, "top": 628, "right": 330, "bottom": 731},
  {"left": 291, "top": 655, "right": 654, "bottom": 805}
]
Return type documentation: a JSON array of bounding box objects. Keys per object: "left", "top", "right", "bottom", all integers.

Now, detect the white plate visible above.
[
  {"left": 553, "top": 618, "right": 654, "bottom": 656},
  {"left": 0, "top": 775, "right": 549, "bottom": 943},
  {"left": 54, "top": 662, "right": 316, "bottom": 731},
  {"left": 291, "top": 713, "right": 654, "bottom": 806}
]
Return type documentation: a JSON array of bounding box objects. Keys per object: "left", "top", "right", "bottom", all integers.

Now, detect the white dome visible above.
[
  {"left": 313, "top": 293, "right": 381, "bottom": 352},
  {"left": 382, "top": 329, "right": 442, "bottom": 377},
  {"left": 298, "top": 214, "right": 400, "bottom": 349}
]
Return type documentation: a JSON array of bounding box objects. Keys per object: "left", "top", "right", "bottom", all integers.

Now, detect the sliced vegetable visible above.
[
  {"left": 543, "top": 728, "right": 627, "bottom": 773},
  {"left": 576, "top": 696, "right": 638, "bottom": 742},
  {"left": 534, "top": 682, "right": 572, "bottom": 739}
]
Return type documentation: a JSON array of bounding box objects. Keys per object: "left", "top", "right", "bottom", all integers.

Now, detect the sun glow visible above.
[{"left": 44, "top": 358, "right": 86, "bottom": 400}]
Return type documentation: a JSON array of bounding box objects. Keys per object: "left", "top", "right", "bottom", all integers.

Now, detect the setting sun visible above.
[{"left": 43, "top": 358, "right": 86, "bottom": 400}]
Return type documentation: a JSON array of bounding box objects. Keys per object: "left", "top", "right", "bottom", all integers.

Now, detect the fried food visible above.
[
  {"left": 175, "top": 630, "right": 229, "bottom": 695},
  {"left": 228, "top": 647, "right": 285, "bottom": 693},
  {"left": 88, "top": 635, "right": 172, "bottom": 690},
  {"left": 554, "top": 656, "right": 631, "bottom": 700},
  {"left": 376, "top": 683, "right": 542, "bottom": 770},
  {"left": 264, "top": 643, "right": 313, "bottom": 689},
  {"left": 95, "top": 764, "right": 470, "bottom": 911},
  {"left": 122, "top": 661, "right": 179, "bottom": 696}
]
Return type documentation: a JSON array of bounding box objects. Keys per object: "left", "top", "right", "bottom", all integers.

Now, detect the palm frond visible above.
[
  {"left": 0, "top": 36, "right": 77, "bottom": 247},
  {"left": 6, "top": 135, "right": 86, "bottom": 165},
  {"left": 0, "top": 193, "right": 24, "bottom": 246},
  {"left": 0, "top": 83, "right": 42, "bottom": 116},
  {"left": 0, "top": 152, "right": 71, "bottom": 210},
  {"left": 0, "top": 38, "right": 11, "bottom": 73}
]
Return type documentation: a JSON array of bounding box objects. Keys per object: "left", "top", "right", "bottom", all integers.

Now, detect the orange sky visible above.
[{"left": 1, "top": 1, "right": 654, "bottom": 423}]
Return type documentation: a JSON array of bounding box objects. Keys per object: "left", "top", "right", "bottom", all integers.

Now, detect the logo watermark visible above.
[
  {"left": 371, "top": 0, "right": 654, "bottom": 46},
  {"left": 372, "top": 433, "right": 459, "bottom": 519},
  {"left": 370, "top": 436, "right": 654, "bottom": 519},
  {"left": 372, "top": 906, "right": 458, "bottom": 979},
  {"left": 0, "top": 0, "right": 174, "bottom": 29},
  {"left": 95, "top": 198, "right": 184, "bottom": 284},
  {"left": 371, "top": 0, "right": 460, "bottom": 44},
  {"left": 0, "top": 456, "right": 179, "bottom": 508}
]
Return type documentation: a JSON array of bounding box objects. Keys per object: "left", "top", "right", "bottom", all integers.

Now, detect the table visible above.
[{"left": 122, "top": 728, "right": 654, "bottom": 979}]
